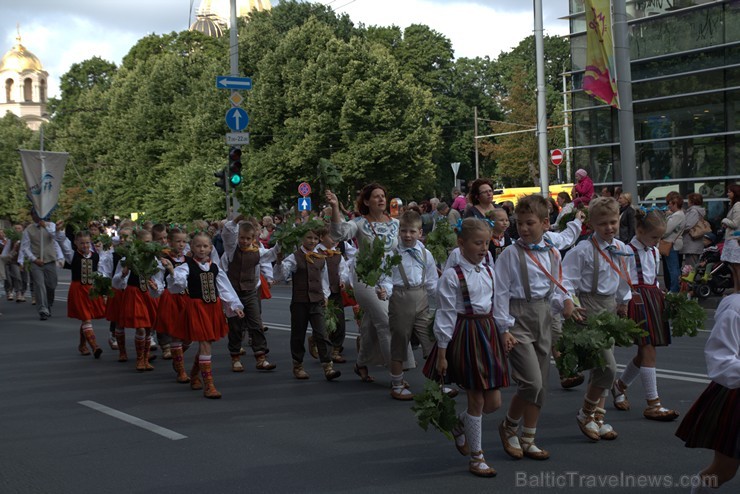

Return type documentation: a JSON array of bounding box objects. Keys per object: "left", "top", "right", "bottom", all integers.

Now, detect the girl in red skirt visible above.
[
  {"left": 154, "top": 228, "right": 192, "bottom": 383},
  {"left": 165, "top": 232, "right": 244, "bottom": 399},
  {"left": 111, "top": 229, "right": 164, "bottom": 371},
  {"left": 676, "top": 293, "right": 739, "bottom": 492},
  {"left": 100, "top": 227, "right": 132, "bottom": 353},
  {"left": 612, "top": 209, "right": 680, "bottom": 421},
  {"left": 424, "top": 218, "right": 515, "bottom": 478},
  {"left": 55, "top": 228, "right": 107, "bottom": 358}
]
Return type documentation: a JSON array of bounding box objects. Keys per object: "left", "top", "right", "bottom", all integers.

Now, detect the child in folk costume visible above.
[
  {"left": 221, "top": 217, "right": 278, "bottom": 372},
  {"left": 494, "top": 195, "right": 581, "bottom": 461},
  {"left": 55, "top": 229, "right": 108, "bottom": 358},
  {"left": 165, "top": 232, "right": 244, "bottom": 399},
  {"left": 276, "top": 227, "right": 341, "bottom": 381},
  {"left": 100, "top": 227, "right": 132, "bottom": 352},
  {"left": 488, "top": 208, "right": 512, "bottom": 263},
  {"left": 377, "top": 211, "right": 438, "bottom": 400},
  {"left": 612, "top": 209, "right": 680, "bottom": 421},
  {"left": 562, "top": 197, "right": 632, "bottom": 441},
  {"left": 150, "top": 224, "right": 170, "bottom": 358},
  {"left": 111, "top": 229, "right": 164, "bottom": 370},
  {"left": 315, "top": 227, "right": 351, "bottom": 364},
  {"left": 424, "top": 218, "right": 515, "bottom": 478},
  {"left": 153, "top": 228, "right": 192, "bottom": 384},
  {"left": 676, "top": 294, "right": 739, "bottom": 493}
]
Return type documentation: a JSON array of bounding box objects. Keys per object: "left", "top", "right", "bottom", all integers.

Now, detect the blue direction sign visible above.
[
  {"left": 298, "top": 197, "right": 312, "bottom": 211},
  {"left": 225, "top": 107, "right": 249, "bottom": 131},
  {"left": 216, "top": 76, "right": 253, "bottom": 90}
]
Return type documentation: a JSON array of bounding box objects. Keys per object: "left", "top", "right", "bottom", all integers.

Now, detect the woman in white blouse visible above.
[
  {"left": 720, "top": 184, "right": 740, "bottom": 292},
  {"left": 327, "top": 184, "right": 413, "bottom": 382}
]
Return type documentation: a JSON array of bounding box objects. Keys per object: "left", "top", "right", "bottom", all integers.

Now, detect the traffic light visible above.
[
  {"left": 228, "top": 147, "right": 242, "bottom": 187},
  {"left": 214, "top": 167, "right": 227, "bottom": 191}
]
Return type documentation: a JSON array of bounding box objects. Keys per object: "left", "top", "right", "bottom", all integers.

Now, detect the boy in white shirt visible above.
[
  {"left": 562, "top": 196, "right": 632, "bottom": 442},
  {"left": 495, "top": 195, "right": 579, "bottom": 460},
  {"left": 378, "top": 211, "right": 439, "bottom": 400}
]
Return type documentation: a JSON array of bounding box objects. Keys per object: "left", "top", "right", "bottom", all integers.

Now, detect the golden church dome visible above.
[
  {"left": 0, "top": 34, "right": 43, "bottom": 73},
  {"left": 196, "top": 0, "right": 272, "bottom": 26},
  {"left": 190, "top": 13, "right": 224, "bottom": 38}
]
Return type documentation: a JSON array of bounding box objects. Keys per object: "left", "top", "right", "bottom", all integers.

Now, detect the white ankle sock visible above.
[
  {"left": 390, "top": 372, "right": 404, "bottom": 388},
  {"left": 464, "top": 413, "right": 482, "bottom": 454},
  {"left": 639, "top": 366, "right": 659, "bottom": 400},
  {"left": 619, "top": 360, "right": 640, "bottom": 387},
  {"left": 520, "top": 426, "right": 543, "bottom": 453}
]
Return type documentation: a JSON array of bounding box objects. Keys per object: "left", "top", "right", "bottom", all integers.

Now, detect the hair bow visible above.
[
  {"left": 453, "top": 218, "right": 464, "bottom": 234},
  {"left": 639, "top": 205, "right": 667, "bottom": 213}
]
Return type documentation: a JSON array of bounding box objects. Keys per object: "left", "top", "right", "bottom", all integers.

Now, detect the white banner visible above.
[{"left": 19, "top": 149, "right": 69, "bottom": 219}]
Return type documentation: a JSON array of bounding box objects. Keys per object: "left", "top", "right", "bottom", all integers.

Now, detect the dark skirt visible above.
[
  {"left": 424, "top": 313, "right": 509, "bottom": 390},
  {"left": 67, "top": 281, "right": 106, "bottom": 321},
  {"left": 628, "top": 284, "right": 671, "bottom": 347},
  {"left": 675, "top": 381, "right": 739, "bottom": 459}
]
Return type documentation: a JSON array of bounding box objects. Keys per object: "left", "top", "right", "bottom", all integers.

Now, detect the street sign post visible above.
[
  {"left": 550, "top": 149, "right": 564, "bottom": 166},
  {"left": 298, "top": 182, "right": 311, "bottom": 197},
  {"left": 298, "top": 197, "right": 312, "bottom": 211},
  {"left": 226, "top": 132, "right": 250, "bottom": 145},
  {"left": 225, "top": 107, "right": 249, "bottom": 131},
  {"left": 451, "top": 162, "right": 460, "bottom": 188},
  {"left": 216, "top": 76, "right": 253, "bottom": 90}
]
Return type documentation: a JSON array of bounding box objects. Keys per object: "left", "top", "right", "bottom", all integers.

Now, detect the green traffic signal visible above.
[{"left": 228, "top": 146, "right": 242, "bottom": 188}]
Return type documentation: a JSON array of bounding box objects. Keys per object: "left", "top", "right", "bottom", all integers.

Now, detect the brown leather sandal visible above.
[
  {"left": 498, "top": 420, "right": 524, "bottom": 459},
  {"left": 469, "top": 452, "right": 496, "bottom": 477},
  {"left": 643, "top": 399, "right": 679, "bottom": 421},
  {"left": 611, "top": 380, "right": 630, "bottom": 411}
]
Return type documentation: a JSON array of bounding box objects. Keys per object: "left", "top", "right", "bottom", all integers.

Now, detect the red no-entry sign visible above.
[{"left": 550, "top": 149, "right": 564, "bottom": 166}]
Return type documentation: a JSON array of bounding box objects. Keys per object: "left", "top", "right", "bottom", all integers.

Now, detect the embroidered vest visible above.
[
  {"left": 185, "top": 257, "right": 220, "bottom": 303},
  {"left": 71, "top": 252, "right": 99, "bottom": 285}
]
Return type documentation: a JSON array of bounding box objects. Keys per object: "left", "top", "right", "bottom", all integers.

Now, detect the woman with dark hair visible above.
[
  {"left": 661, "top": 191, "right": 686, "bottom": 293},
  {"left": 617, "top": 192, "right": 636, "bottom": 243},
  {"left": 547, "top": 197, "right": 559, "bottom": 225},
  {"left": 463, "top": 178, "right": 496, "bottom": 219},
  {"left": 326, "top": 184, "right": 413, "bottom": 382},
  {"left": 680, "top": 193, "right": 706, "bottom": 267},
  {"left": 720, "top": 184, "right": 740, "bottom": 292}
]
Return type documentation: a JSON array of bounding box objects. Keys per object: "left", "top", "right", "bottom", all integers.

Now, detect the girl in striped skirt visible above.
[
  {"left": 612, "top": 209, "right": 679, "bottom": 421},
  {"left": 424, "top": 218, "right": 514, "bottom": 478},
  {"left": 675, "top": 293, "right": 739, "bottom": 493}
]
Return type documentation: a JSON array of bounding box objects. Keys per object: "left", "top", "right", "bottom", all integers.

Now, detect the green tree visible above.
[{"left": 0, "top": 114, "right": 36, "bottom": 220}]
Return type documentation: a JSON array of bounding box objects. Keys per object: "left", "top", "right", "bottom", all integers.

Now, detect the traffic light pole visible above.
[{"left": 228, "top": 0, "right": 239, "bottom": 216}]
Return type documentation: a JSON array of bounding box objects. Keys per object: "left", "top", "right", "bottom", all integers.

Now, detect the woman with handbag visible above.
[
  {"left": 720, "top": 184, "right": 740, "bottom": 292},
  {"left": 660, "top": 192, "right": 685, "bottom": 293},
  {"left": 681, "top": 193, "right": 708, "bottom": 268}
]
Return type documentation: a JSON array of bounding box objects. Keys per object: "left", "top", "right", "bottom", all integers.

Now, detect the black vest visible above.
[
  {"left": 292, "top": 250, "right": 325, "bottom": 303},
  {"left": 320, "top": 248, "right": 342, "bottom": 295},
  {"left": 126, "top": 267, "right": 148, "bottom": 292},
  {"left": 71, "top": 252, "right": 99, "bottom": 285},
  {"left": 227, "top": 248, "right": 260, "bottom": 292},
  {"left": 185, "top": 257, "right": 220, "bottom": 303}
]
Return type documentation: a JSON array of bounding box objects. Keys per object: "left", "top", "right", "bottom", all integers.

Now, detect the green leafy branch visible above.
[
  {"left": 355, "top": 236, "right": 401, "bottom": 287},
  {"left": 114, "top": 239, "right": 166, "bottom": 280},
  {"left": 424, "top": 220, "right": 456, "bottom": 265},
  {"left": 664, "top": 292, "right": 704, "bottom": 337},
  {"left": 316, "top": 158, "right": 342, "bottom": 196},
  {"left": 411, "top": 379, "right": 460, "bottom": 441},
  {"left": 271, "top": 219, "right": 326, "bottom": 254},
  {"left": 88, "top": 273, "right": 114, "bottom": 300}
]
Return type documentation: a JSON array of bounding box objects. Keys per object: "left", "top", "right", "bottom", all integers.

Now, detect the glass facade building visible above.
[{"left": 566, "top": 0, "right": 740, "bottom": 220}]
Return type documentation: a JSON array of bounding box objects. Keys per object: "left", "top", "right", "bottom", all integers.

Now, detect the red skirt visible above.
[
  {"left": 153, "top": 289, "right": 189, "bottom": 334},
  {"left": 259, "top": 274, "right": 272, "bottom": 300},
  {"left": 628, "top": 284, "right": 671, "bottom": 347},
  {"left": 67, "top": 281, "right": 106, "bottom": 321},
  {"left": 170, "top": 298, "right": 228, "bottom": 342},
  {"left": 105, "top": 288, "right": 124, "bottom": 323},
  {"left": 118, "top": 285, "right": 159, "bottom": 329}
]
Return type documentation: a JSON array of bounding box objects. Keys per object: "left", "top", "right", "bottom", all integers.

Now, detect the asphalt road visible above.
[{"left": 0, "top": 269, "right": 737, "bottom": 494}]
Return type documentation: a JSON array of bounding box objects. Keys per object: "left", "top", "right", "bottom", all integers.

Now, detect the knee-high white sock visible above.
[
  {"left": 464, "top": 413, "right": 483, "bottom": 454},
  {"left": 639, "top": 366, "right": 659, "bottom": 401},
  {"left": 619, "top": 360, "right": 640, "bottom": 387}
]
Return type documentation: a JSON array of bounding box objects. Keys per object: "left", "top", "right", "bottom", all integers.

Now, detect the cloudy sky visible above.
[{"left": 0, "top": 0, "right": 570, "bottom": 98}]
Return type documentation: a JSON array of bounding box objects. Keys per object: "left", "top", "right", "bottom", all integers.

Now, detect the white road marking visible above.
[{"left": 78, "top": 400, "right": 187, "bottom": 441}]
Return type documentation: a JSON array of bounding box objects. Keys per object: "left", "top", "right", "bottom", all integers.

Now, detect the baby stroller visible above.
[{"left": 684, "top": 233, "right": 732, "bottom": 299}]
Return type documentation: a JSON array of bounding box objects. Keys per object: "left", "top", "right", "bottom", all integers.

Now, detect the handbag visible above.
[
  {"left": 688, "top": 218, "right": 711, "bottom": 240},
  {"left": 658, "top": 240, "right": 673, "bottom": 257}
]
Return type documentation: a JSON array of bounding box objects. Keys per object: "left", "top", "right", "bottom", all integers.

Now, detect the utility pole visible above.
[
  {"left": 474, "top": 106, "right": 479, "bottom": 179},
  {"left": 613, "top": 0, "right": 638, "bottom": 200},
  {"left": 562, "top": 70, "right": 572, "bottom": 182},
  {"left": 227, "top": 0, "right": 238, "bottom": 214},
  {"left": 534, "top": 0, "right": 549, "bottom": 196}
]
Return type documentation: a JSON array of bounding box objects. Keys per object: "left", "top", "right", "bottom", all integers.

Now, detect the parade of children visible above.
[{"left": 3, "top": 181, "right": 738, "bottom": 490}]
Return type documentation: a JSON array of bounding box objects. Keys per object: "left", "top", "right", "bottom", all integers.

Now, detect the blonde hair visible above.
[
  {"left": 620, "top": 192, "right": 633, "bottom": 205},
  {"left": 588, "top": 196, "right": 619, "bottom": 221},
  {"left": 457, "top": 217, "right": 491, "bottom": 240}
]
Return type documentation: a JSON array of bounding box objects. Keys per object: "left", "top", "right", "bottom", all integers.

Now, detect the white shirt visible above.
[
  {"left": 544, "top": 217, "right": 582, "bottom": 250},
  {"left": 20, "top": 222, "right": 63, "bottom": 263},
  {"left": 434, "top": 257, "right": 496, "bottom": 349},
  {"left": 444, "top": 247, "right": 494, "bottom": 272},
  {"left": 166, "top": 258, "right": 243, "bottom": 314},
  {"left": 317, "top": 243, "right": 351, "bottom": 288},
  {"left": 221, "top": 220, "right": 279, "bottom": 287},
  {"left": 705, "top": 293, "right": 740, "bottom": 389},
  {"left": 494, "top": 240, "right": 569, "bottom": 332},
  {"left": 626, "top": 237, "right": 661, "bottom": 287},
  {"left": 276, "top": 247, "right": 331, "bottom": 299},
  {"left": 97, "top": 249, "right": 117, "bottom": 278},
  {"left": 111, "top": 257, "right": 165, "bottom": 298},
  {"left": 379, "top": 241, "right": 438, "bottom": 299},
  {"left": 562, "top": 235, "right": 632, "bottom": 304}
]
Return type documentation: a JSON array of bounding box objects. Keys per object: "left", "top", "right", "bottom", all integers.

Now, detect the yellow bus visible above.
[{"left": 492, "top": 184, "right": 574, "bottom": 206}]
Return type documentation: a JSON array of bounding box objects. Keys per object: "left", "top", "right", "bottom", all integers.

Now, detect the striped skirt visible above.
[
  {"left": 423, "top": 313, "right": 509, "bottom": 390},
  {"left": 675, "top": 381, "right": 739, "bottom": 459},
  {"left": 628, "top": 284, "right": 671, "bottom": 347}
]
